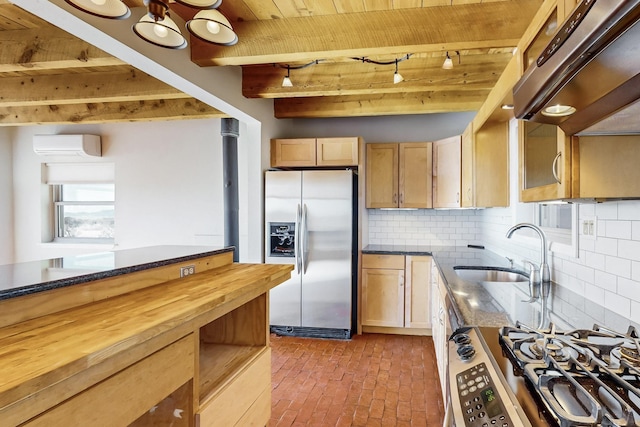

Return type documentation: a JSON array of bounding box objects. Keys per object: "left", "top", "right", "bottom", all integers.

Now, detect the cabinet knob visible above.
[{"left": 393, "top": 193, "right": 398, "bottom": 204}]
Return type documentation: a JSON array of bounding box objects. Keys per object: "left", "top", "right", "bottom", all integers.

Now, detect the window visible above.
[
  {"left": 44, "top": 162, "right": 115, "bottom": 244},
  {"left": 535, "top": 202, "right": 578, "bottom": 257},
  {"left": 53, "top": 183, "right": 115, "bottom": 242}
]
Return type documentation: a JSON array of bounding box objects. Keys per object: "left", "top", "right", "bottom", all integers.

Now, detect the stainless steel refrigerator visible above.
[{"left": 265, "top": 170, "right": 356, "bottom": 339}]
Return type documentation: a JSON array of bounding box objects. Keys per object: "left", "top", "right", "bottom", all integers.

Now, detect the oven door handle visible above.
[{"left": 442, "top": 398, "right": 453, "bottom": 427}]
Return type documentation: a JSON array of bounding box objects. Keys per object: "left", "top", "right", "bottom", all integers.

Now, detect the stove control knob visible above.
[
  {"left": 457, "top": 344, "right": 476, "bottom": 361},
  {"left": 453, "top": 333, "right": 471, "bottom": 345}
]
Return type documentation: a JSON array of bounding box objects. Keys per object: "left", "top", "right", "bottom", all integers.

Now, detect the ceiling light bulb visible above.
[
  {"left": 186, "top": 9, "right": 238, "bottom": 45},
  {"left": 442, "top": 53, "right": 453, "bottom": 70},
  {"left": 393, "top": 72, "right": 403, "bottom": 84},
  {"left": 282, "top": 76, "right": 293, "bottom": 87},
  {"left": 65, "top": 0, "right": 130, "bottom": 19},
  {"left": 542, "top": 104, "right": 577, "bottom": 117},
  {"left": 133, "top": 14, "right": 187, "bottom": 49},
  {"left": 153, "top": 23, "right": 169, "bottom": 38},
  {"left": 206, "top": 20, "right": 221, "bottom": 34}
]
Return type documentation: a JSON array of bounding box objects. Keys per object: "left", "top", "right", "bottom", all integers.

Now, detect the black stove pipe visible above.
[{"left": 221, "top": 118, "right": 240, "bottom": 262}]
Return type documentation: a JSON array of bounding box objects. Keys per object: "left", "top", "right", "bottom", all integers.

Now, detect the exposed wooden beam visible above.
[
  {"left": 0, "top": 27, "right": 125, "bottom": 73},
  {"left": 242, "top": 52, "right": 512, "bottom": 98},
  {"left": 0, "top": 98, "right": 226, "bottom": 126},
  {"left": 0, "top": 68, "right": 187, "bottom": 107},
  {"left": 191, "top": 0, "right": 541, "bottom": 66},
  {"left": 274, "top": 90, "right": 488, "bottom": 118}
]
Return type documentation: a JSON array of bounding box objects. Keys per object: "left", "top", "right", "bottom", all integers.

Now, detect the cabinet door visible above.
[
  {"left": 475, "top": 121, "right": 509, "bottom": 207},
  {"left": 399, "top": 143, "right": 432, "bottom": 208},
  {"left": 404, "top": 256, "right": 431, "bottom": 329},
  {"left": 361, "top": 268, "right": 404, "bottom": 327},
  {"left": 433, "top": 136, "right": 462, "bottom": 208},
  {"left": 520, "top": 122, "right": 571, "bottom": 202},
  {"left": 271, "top": 138, "right": 316, "bottom": 167},
  {"left": 366, "top": 143, "right": 399, "bottom": 208},
  {"left": 316, "top": 137, "right": 358, "bottom": 166},
  {"left": 461, "top": 124, "right": 474, "bottom": 207}
]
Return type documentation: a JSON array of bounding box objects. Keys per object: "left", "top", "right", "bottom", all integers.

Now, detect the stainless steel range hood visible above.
[{"left": 513, "top": 0, "right": 640, "bottom": 136}]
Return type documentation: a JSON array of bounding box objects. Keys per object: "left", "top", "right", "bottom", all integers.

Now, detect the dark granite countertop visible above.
[
  {"left": 363, "top": 245, "right": 638, "bottom": 332},
  {"left": 0, "top": 245, "right": 233, "bottom": 301}
]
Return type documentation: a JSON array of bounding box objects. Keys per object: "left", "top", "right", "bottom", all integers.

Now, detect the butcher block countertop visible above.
[{"left": 0, "top": 247, "right": 293, "bottom": 426}]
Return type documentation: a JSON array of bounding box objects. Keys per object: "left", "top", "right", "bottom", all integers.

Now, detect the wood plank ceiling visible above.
[{"left": 0, "top": 0, "right": 543, "bottom": 125}]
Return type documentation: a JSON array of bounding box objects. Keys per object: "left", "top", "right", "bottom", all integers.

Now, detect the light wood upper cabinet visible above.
[
  {"left": 433, "top": 136, "right": 462, "bottom": 208},
  {"left": 520, "top": 122, "right": 572, "bottom": 202},
  {"left": 475, "top": 121, "right": 509, "bottom": 207},
  {"left": 399, "top": 143, "right": 433, "bottom": 208},
  {"left": 271, "top": 138, "right": 316, "bottom": 167},
  {"left": 316, "top": 137, "right": 359, "bottom": 166},
  {"left": 366, "top": 142, "right": 432, "bottom": 208},
  {"left": 461, "top": 124, "right": 474, "bottom": 208},
  {"left": 271, "top": 137, "right": 359, "bottom": 167}
]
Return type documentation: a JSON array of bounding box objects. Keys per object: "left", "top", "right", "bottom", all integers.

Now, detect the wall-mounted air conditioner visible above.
[{"left": 33, "top": 134, "right": 102, "bottom": 157}]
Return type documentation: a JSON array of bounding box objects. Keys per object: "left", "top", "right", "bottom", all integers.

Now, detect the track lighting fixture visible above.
[
  {"left": 173, "top": 0, "right": 222, "bottom": 9},
  {"left": 282, "top": 66, "right": 293, "bottom": 87},
  {"left": 64, "top": 0, "right": 130, "bottom": 19},
  {"left": 443, "top": 51, "right": 460, "bottom": 69},
  {"left": 133, "top": 9, "right": 187, "bottom": 49},
  {"left": 393, "top": 59, "right": 403, "bottom": 84},
  {"left": 277, "top": 60, "right": 321, "bottom": 88},
  {"left": 352, "top": 54, "right": 411, "bottom": 84}
]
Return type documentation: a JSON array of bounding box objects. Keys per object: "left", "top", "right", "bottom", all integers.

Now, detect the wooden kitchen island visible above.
[{"left": 0, "top": 246, "right": 292, "bottom": 427}]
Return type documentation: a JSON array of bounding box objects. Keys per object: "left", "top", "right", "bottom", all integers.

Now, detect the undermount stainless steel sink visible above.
[{"left": 454, "top": 267, "right": 529, "bottom": 283}]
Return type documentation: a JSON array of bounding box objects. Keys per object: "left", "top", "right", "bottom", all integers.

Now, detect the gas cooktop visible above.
[{"left": 500, "top": 322, "right": 640, "bottom": 427}]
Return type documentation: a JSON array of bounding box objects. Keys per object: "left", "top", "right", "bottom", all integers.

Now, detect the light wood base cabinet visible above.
[
  {"left": 361, "top": 254, "right": 431, "bottom": 335},
  {"left": 0, "top": 253, "right": 291, "bottom": 427}
]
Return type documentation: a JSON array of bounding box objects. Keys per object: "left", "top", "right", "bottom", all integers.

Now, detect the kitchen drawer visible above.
[
  {"left": 361, "top": 254, "right": 405, "bottom": 270},
  {"left": 23, "top": 334, "right": 195, "bottom": 427},
  {"left": 197, "top": 347, "right": 271, "bottom": 427}
]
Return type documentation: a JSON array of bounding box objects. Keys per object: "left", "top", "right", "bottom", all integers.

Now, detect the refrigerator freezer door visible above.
[
  {"left": 300, "top": 170, "right": 353, "bottom": 329},
  {"left": 265, "top": 171, "right": 302, "bottom": 327}
]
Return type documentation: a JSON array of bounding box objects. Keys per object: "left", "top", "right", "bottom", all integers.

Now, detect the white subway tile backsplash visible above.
[
  {"left": 617, "top": 277, "right": 640, "bottom": 303},
  {"left": 618, "top": 200, "right": 640, "bottom": 220},
  {"left": 605, "top": 255, "right": 632, "bottom": 278},
  {"left": 618, "top": 239, "right": 640, "bottom": 262},
  {"left": 596, "top": 203, "right": 619, "bottom": 220},
  {"left": 594, "top": 237, "right": 618, "bottom": 256},
  {"left": 605, "top": 220, "right": 632, "bottom": 239},
  {"left": 604, "top": 290, "right": 631, "bottom": 319}
]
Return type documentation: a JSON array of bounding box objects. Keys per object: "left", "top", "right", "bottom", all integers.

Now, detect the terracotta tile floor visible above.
[{"left": 269, "top": 333, "right": 445, "bottom": 427}]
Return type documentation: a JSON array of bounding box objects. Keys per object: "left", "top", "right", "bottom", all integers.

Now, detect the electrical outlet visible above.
[
  {"left": 180, "top": 265, "right": 196, "bottom": 277},
  {"left": 581, "top": 216, "right": 597, "bottom": 240}
]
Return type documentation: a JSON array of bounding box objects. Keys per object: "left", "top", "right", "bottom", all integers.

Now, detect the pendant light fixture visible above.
[
  {"left": 393, "top": 59, "right": 404, "bottom": 84},
  {"left": 64, "top": 0, "right": 130, "bottom": 19},
  {"left": 65, "top": 0, "right": 238, "bottom": 50},
  {"left": 186, "top": 9, "right": 238, "bottom": 45},
  {"left": 173, "top": 0, "right": 222, "bottom": 8},
  {"left": 442, "top": 51, "right": 460, "bottom": 69},
  {"left": 282, "top": 66, "right": 293, "bottom": 87},
  {"left": 277, "top": 60, "right": 321, "bottom": 88},
  {"left": 133, "top": 0, "right": 187, "bottom": 49},
  {"left": 442, "top": 52, "right": 453, "bottom": 69}
]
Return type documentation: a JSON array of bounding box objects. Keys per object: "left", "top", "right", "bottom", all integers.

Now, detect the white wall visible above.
[
  {"left": 0, "top": 128, "right": 13, "bottom": 264},
  {"left": 11, "top": 120, "right": 226, "bottom": 262}
]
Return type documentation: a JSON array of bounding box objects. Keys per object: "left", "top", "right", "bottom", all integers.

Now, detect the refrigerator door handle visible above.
[
  {"left": 301, "top": 203, "right": 309, "bottom": 274},
  {"left": 295, "top": 204, "right": 302, "bottom": 272}
]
